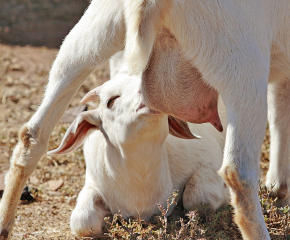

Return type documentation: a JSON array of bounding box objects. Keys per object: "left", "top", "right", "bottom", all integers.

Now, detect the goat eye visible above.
[{"left": 107, "top": 96, "right": 119, "bottom": 109}]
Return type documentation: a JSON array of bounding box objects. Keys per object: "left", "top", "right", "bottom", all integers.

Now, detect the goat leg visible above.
[{"left": 0, "top": 1, "right": 125, "bottom": 238}]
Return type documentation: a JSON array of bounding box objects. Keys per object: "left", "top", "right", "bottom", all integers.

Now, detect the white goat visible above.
[
  {"left": 0, "top": 1, "right": 290, "bottom": 239},
  {"left": 48, "top": 52, "right": 228, "bottom": 237},
  {"left": 125, "top": 2, "right": 290, "bottom": 240}
]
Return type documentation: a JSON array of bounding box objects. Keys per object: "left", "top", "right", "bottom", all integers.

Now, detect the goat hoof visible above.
[
  {"left": 0, "top": 229, "right": 9, "bottom": 240},
  {"left": 277, "top": 187, "right": 288, "bottom": 200},
  {"left": 269, "top": 184, "right": 289, "bottom": 207}
]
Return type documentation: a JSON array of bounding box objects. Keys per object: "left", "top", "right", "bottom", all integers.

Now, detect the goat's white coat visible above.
[
  {"left": 0, "top": 1, "right": 290, "bottom": 239},
  {"left": 48, "top": 53, "right": 228, "bottom": 236},
  {"left": 124, "top": 1, "right": 290, "bottom": 239}
]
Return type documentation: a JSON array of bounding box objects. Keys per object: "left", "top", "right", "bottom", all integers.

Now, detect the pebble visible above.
[
  {"left": 30, "top": 176, "right": 40, "bottom": 185},
  {"left": 48, "top": 179, "right": 64, "bottom": 191}
]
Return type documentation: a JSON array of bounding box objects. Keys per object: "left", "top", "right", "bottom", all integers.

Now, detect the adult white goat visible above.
[
  {"left": 0, "top": 1, "right": 289, "bottom": 239},
  {"left": 48, "top": 52, "right": 228, "bottom": 236}
]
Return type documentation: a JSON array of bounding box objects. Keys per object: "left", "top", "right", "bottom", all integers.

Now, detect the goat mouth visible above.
[{"left": 137, "top": 103, "right": 161, "bottom": 115}]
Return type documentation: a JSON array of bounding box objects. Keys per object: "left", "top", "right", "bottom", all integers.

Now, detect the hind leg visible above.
[
  {"left": 0, "top": 1, "right": 125, "bottom": 238},
  {"left": 183, "top": 169, "right": 229, "bottom": 212},
  {"left": 265, "top": 79, "right": 290, "bottom": 206},
  {"left": 176, "top": 25, "right": 271, "bottom": 239}
]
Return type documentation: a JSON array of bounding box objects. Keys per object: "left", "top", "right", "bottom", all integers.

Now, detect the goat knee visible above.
[
  {"left": 12, "top": 124, "right": 47, "bottom": 169},
  {"left": 70, "top": 188, "right": 108, "bottom": 237},
  {"left": 70, "top": 209, "right": 104, "bottom": 237},
  {"left": 219, "top": 165, "right": 257, "bottom": 211},
  {"left": 183, "top": 173, "right": 228, "bottom": 212},
  {"left": 0, "top": 123, "right": 48, "bottom": 239}
]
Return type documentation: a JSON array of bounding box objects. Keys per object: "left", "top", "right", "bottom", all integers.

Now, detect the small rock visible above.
[
  {"left": 30, "top": 176, "right": 39, "bottom": 185},
  {"left": 9, "top": 63, "right": 24, "bottom": 71},
  {"left": 48, "top": 179, "right": 64, "bottom": 191}
]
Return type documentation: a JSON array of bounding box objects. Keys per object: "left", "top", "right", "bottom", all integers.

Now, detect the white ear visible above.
[
  {"left": 168, "top": 116, "right": 200, "bottom": 139},
  {"left": 48, "top": 110, "right": 101, "bottom": 155}
]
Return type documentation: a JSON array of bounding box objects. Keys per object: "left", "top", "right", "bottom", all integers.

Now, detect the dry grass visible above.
[{"left": 0, "top": 44, "right": 290, "bottom": 239}]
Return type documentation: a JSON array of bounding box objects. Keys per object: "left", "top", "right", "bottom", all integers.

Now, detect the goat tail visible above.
[{"left": 124, "top": 0, "right": 170, "bottom": 74}]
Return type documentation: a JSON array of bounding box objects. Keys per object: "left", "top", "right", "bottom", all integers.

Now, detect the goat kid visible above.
[
  {"left": 1, "top": 1, "right": 290, "bottom": 239},
  {"left": 48, "top": 56, "right": 228, "bottom": 236}
]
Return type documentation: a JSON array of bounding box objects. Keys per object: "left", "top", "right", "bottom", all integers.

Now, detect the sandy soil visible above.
[
  {"left": 0, "top": 43, "right": 275, "bottom": 240},
  {"left": 0, "top": 44, "right": 109, "bottom": 239}
]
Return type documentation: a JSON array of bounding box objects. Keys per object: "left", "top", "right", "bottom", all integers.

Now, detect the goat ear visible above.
[
  {"left": 48, "top": 110, "right": 101, "bottom": 155},
  {"left": 80, "top": 86, "right": 102, "bottom": 103},
  {"left": 168, "top": 116, "right": 200, "bottom": 139}
]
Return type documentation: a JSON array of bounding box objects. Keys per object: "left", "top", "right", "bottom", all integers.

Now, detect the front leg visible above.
[
  {"left": 0, "top": 1, "right": 125, "bottom": 239},
  {"left": 175, "top": 14, "right": 271, "bottom": 238},
  {"left": 174, "top": 17, "right": 271, "bottom": 237},
  {"left": 217, "top": 68, "right": 269, "bottom": 239},
  {"left": 70, "top": 186, "right": 109, "bottom": 237}
]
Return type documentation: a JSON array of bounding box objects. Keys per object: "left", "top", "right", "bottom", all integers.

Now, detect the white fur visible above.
[
  {"left": 124, "top": 1, "right": 290, "bottom": 239},
  {"left": 1, "top": 1, "right": 290, "bottom": 239},
  {"left": 61, "top": 53, "right": 228, "bottom": 236}
]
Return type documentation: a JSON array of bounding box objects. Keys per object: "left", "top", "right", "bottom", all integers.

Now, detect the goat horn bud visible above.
[{"left": 80, "top": 89, "right": 99, "bottom": 103}]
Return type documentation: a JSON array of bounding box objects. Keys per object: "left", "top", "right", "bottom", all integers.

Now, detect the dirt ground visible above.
[
  {"left": 0, "top": 43, "right": 287, "bottom": 240},
  {"left": 0, "top": 44, "right": 109, "bottom": 239}
]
